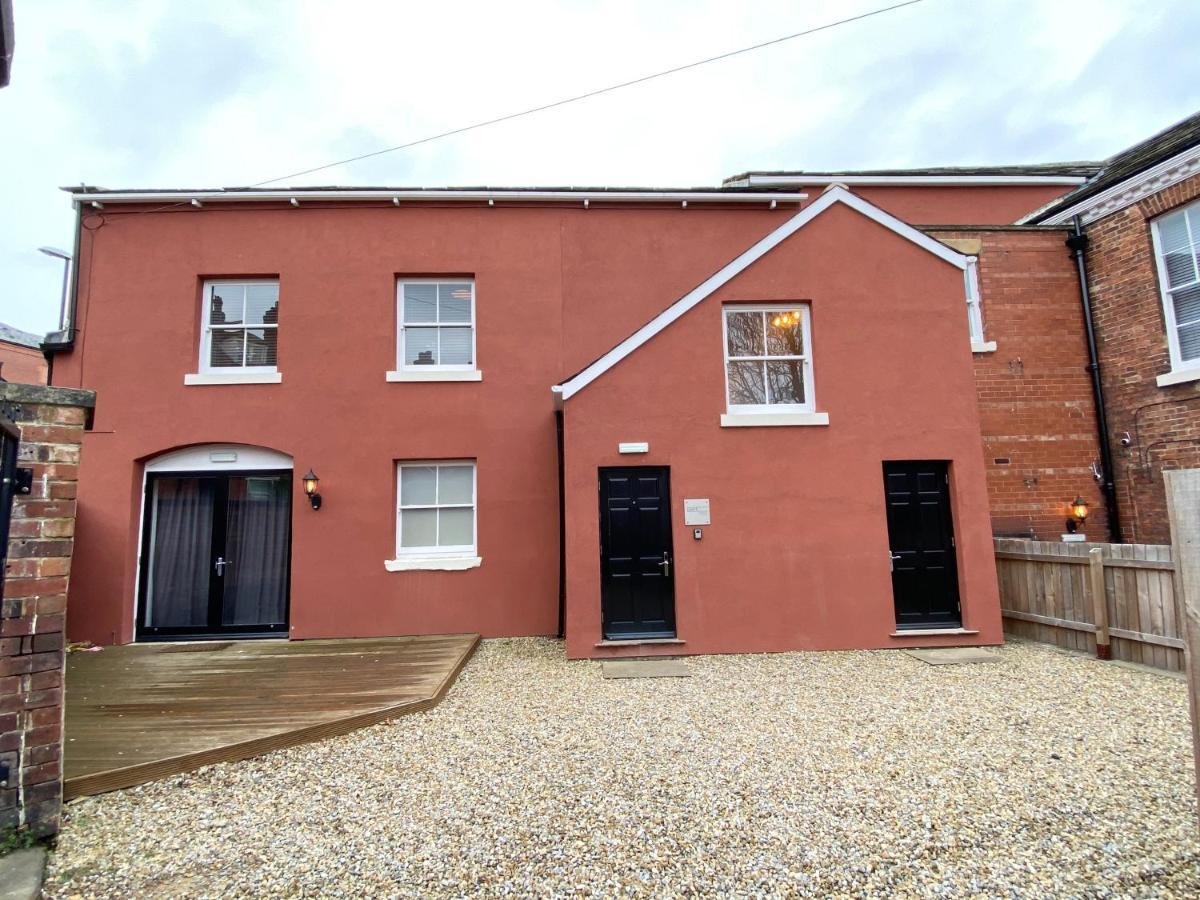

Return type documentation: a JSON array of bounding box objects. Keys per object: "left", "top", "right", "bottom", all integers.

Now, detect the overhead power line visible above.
[{"left": 251, "top": 0, "right": 927, "bottom": 187}]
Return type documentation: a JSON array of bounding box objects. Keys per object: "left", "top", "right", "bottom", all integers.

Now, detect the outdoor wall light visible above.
[
  {"left": 302, "top": 470, "right": 322, "bottom": 510},
  {"left": 1066, "top": 496, "right": 1089, "bottom": 533}
]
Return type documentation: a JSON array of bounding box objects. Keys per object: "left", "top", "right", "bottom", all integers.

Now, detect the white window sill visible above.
[
  {"left": 1156, "top": 367, "right": 1200, "bottom": 387},
  {"left": 184, "top": 372, "right": 282, "bottom": 385},
  {"left": 971, "top": 341, "right": 997, "bottom": 353},
  {"left": 386, "top": 370, "right": 483, "bottom": 382},
  {"left": 720, "top": 412, "right": 830, "bottom": 428},
  {"left": 384, "top": 555, "right": 482, "bottom": 572}
]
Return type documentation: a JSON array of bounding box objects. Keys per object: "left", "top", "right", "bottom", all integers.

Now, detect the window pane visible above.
[
  {"left": 245, "top": 283, "right": 279, "bottom": 326},
  {"left": 403, "top": 284, "right": 438, "bottom": 323},
  {"left": 766, "top": 360, "right": 806, "bottom": 404},
  {"left": 1179, "top": 321, "right": 1200, "bottom": 362},
  {"left": 404, "top": 327, "right": 438, "bottom": 365},
  {"left": 727, "top": 361, "right": 766, "bottom": 405},
  {"left": 439, "top": 327, "right": 473, "bottom": 365},
  {"left": 400, "top": 466, "right": 437, "bottom": 505},
  {"left": 400, "top": 508, "right": 437, "bottom": 548},
  {"left": 210, "top": 284, "right": 244, "bottom": 325},
  {"left": 438, "top": 508, "right": 474, "bottom": 546},
  {"left": 439, "top": 284, "right": 473, "bottom": 323},
  {"left": 209, "top": 329, "right": 245, "bottom": 367},
  {"left": 1159, "top": 212, "right": 1198, "bottom": 288},
  {"left": 244, "top": 328, "right": 277, "bottom": 366},
  {"left": 1173, "top": 284, "right": 1200, "bottom": 327},
  {"left": 438, "top": 465, "right": 473, "bottom": 504},
  {"left": 765, "top": 312, "right": 805, "bottom": 356},
  {"left": 725, "top": 312, "right": 763, "bottom": 357}
]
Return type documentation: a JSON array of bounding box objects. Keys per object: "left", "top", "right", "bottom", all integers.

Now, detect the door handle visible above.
[
  {"left": 657, "top": 552, "right": 671, "bottom": 577},
  {"left": 214, "top": 557, "right": 232, "bottom": 576},
  {"left": 889, "top": 552, "right": 901, "bottom": 572}
]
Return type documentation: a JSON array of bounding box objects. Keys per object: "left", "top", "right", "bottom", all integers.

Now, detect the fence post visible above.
[
  {"left": 1088, "top": 547, "right": 1110, "bottom": 660},
  {"left": 1164, "top": 469, "right": 1200, "bottom": 828}
]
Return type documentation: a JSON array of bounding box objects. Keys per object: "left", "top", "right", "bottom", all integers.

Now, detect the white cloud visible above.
[{"left": 0, "top": 0, "right": 1195, "bottom": 334}]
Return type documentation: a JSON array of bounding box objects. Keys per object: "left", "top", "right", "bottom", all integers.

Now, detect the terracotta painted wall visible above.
[
  {"left": 561, "top": 204, "right": 1003, "bottom": 659},
  {"left": 0, "top": 342, "right": 47, "bottom": 385}
]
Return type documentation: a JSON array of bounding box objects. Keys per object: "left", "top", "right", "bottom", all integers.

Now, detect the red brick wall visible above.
[
  {"left": 929, "top": 228, "right": 1108, "bottom": 540},
  {"left": 0, "top": 383, "right": 94, "bottom": 837},
  {"left": 0, "top": 343, "right": 47, "bottom": 386},
  {"left": 1084, "top": 172, "right": 1200, "bottom": 544}
]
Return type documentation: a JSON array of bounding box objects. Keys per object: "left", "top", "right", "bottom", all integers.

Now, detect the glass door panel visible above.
[{"left": 221, "top": 476, "right": 291, "bottom": 628}]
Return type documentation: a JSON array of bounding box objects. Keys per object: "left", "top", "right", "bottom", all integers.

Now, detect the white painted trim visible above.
[
  {"left": 731, "top": 174, "right": 1089, "bottom": 188},
  {"left": 889, "top": 628, "right": 980, "bottom": 637},
  {"left": 719, "top": 412, "right": 829, "bottom": 427},
  {"left": 145, "top": 443, "right": 293, "bottom": 472},
  {"left": 554, "top": 186, "right": 966, "bottom": 400},
  {"left": 1025, "top": 144, "right": 1200, "bottom": 225},
  {"left": 184, "top": 372, "right": 283, "bottom": 385},
  {"left": 971, "top": 341, "right": 998, "bottom": 353},
  {"left": 386, "top": 370, "right": 483, "bottom": 382},
  {"left": 384, "top": 555, "right": 482, "bottom": 572},
  {"left": 1156, "top": 367, "right": 1200, "bottom": 387},
  {"left": 68, "top": 189, "right": 810, "bottom": 206}
]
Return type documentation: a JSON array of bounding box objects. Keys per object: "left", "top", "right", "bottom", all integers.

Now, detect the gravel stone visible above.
[{"left": 45, "top": 638, "right": 1200, "bottom": 897}]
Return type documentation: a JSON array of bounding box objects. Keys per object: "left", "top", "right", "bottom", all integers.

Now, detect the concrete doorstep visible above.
[
  {"left": 903, "top": 647, "right": 1001, "bottom": 666},
  {"left": 0, "top": 847, "right": 47, "bottom": 900},
  {"left": 602, "top": 659, "right": 693, "bottom": 679}
]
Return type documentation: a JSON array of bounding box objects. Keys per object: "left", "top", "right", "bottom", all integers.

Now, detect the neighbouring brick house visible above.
[
  {"left": 1027, "top": 111, "right": 1200, "bottom": 544},
  {"left": 0, "top": 323, "right": 47, "bottom": 386},
  {"left": 0, "top": 382, "right": 94, "bottom": 837}
]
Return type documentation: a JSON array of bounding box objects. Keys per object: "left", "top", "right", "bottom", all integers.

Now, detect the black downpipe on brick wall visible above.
[
  {"left": 555, "top": 409, "right": 566, "bottom": 639},
  {"left": 1068, "top": 215, "right": 1122, "bottom": 542}
]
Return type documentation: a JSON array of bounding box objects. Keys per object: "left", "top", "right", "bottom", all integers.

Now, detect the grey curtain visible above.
[
  {"left": 222, "top": 476, "right": 290, "bottom": 626},
  {"left": 146, "top": 477, "right": 214, "bottom": 627}
]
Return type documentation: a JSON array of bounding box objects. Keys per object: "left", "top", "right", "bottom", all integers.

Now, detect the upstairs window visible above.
[
  {"left": 1152, "top": 201, "right": 1200, "bottom": 371},
  {"left": 398, "top": 280, "right": 476, "bottom": 371},
  {"left": 722, "top": 305, "right": 815, "bottom": 413},
  {"left": 200, "top": 280, "right": 279, "bottom": 373}
]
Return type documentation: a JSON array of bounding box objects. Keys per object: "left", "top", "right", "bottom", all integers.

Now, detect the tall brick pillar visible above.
[{"left": 0, "top": 382, "right": 95, "bottom": 838}]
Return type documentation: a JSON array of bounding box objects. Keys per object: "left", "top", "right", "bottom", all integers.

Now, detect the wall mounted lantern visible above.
[
  {"left": 302, "top": 470, "right": 322, "bottom": 510},
  {"left": 1066, "top": 496, "right": 1089, "bottom": 533}
]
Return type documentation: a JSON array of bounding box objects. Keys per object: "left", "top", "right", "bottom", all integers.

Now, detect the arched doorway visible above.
[{"left": 138, "top": 444, "right": 292, "bottom": 640}]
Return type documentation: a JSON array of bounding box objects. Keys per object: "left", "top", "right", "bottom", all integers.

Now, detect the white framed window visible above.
[
  {"left": 397, "top": 280, "right": 476, "bottom": 373},
  {"left": 1152, "top": 201, "right": 1200, "bottom": 378},
  {"left": 722, "top": 305, "right": 815, "bottom": 414},
  {"left": 964, "top": 257, "right": 991, "bottom": 350},
  {"left": 199, "top": 280, "right": 280, "bottom": 374},
  {"left": 395, "top": 461, "right": 476, "bottom": 559}
]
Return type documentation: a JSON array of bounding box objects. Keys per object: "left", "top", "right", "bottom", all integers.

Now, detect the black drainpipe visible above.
[
  {"left": 1068, "top": 215, "right": 1121, "bottom": 542},
  {"left": 555, "top": 408, "right": 566, "bottom": 639}
]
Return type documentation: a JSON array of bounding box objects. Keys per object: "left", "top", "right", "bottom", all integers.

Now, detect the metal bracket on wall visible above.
[{"left": 4, "top": 468, "right": 32, "bottom": 495}]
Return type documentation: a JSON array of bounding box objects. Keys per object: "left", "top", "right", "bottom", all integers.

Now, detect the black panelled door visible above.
[
  {"left": 599, "top": 467, "right": 676, "bottom": 640},
  {"left": 883, "top": 461, "right": 962, "bottom": 629},
  {"left": 138, "top": 471, "right": 291, "bottom": 640}
]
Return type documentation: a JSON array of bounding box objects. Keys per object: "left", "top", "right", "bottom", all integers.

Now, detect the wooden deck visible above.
[{"left": 64, "top": 633, "right": 479, "bottom": 799}]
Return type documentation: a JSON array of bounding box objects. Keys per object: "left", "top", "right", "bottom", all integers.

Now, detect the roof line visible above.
[
  {"left": 65, "top": 188, "right": 809, "bottom": 206},
  {"left": 725, "top": 174, "right": 1090, "bottom": 187},
  {"left": 554, "top": 186, "right": 967, "bottom": 401}
]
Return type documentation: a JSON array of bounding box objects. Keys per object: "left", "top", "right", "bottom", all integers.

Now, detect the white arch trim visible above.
[{"left": 145, "top": 443, "right": 293, "bottom": 472}]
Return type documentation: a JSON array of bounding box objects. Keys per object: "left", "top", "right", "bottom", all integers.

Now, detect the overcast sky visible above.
[{"left": 1, "top": 0, "right": 1197, "bottom": 335}]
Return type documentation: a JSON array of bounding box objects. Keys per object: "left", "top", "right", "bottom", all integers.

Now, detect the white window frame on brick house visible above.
[
  {"left": 1151, "top": 200, "right": 1200, "bottom": 386},
  {"left": 964, "top": 258, "right": 995, "bottom": 353},
  {"left": 386, "top": 460, "right": 481, "bottom": 571},
  {"left": 185, "top": 279, "right": 282, "bottom": 385},
  {"left": 388, "top": 279, "right": 482, "bottom": 382},
  {"left": 720, "top": 304, "right": 828, "bottom": 427}
]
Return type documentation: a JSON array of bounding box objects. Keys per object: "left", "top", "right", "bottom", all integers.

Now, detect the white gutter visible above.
[
  {"left": 726, "top": 174, "right": 1089, "bottom": 188},
  {"left": 68, "top": 188, "right": 809, "bottom": 206}
]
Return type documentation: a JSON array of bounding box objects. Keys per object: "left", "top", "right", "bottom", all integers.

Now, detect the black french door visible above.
[
  {"left": 883, "top": 461, "right": 962, "bottom": 629},
  {"left": 599, "top": 467, "right": 676, "bottom": 640},
  {"left": 137, "top": 471, "right": 291, "bottom": 640}
]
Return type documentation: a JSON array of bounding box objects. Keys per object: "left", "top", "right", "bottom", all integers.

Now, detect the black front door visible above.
[
  {"left": 883, "top": 461, "right": 962, "bottom": 629},
  {"left": 599, "top": 467, "right": 676, "bottom": 640},
  {"left": 138, "top": 471, "right": 292, "bottom": 640}
]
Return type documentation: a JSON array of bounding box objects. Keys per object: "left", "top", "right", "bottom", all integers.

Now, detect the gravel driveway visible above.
[{"left": 46, "top": 638, "right": 1200, "bottom": 897}]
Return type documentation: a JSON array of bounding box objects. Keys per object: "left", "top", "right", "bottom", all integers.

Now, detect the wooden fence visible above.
[{"left": 995, "top": 537, "right": 1184, "bottom": 672}]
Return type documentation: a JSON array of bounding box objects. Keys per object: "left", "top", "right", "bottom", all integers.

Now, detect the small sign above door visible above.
[{"left": 683, "top": 499, "right": 710, "bottom": 525}]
